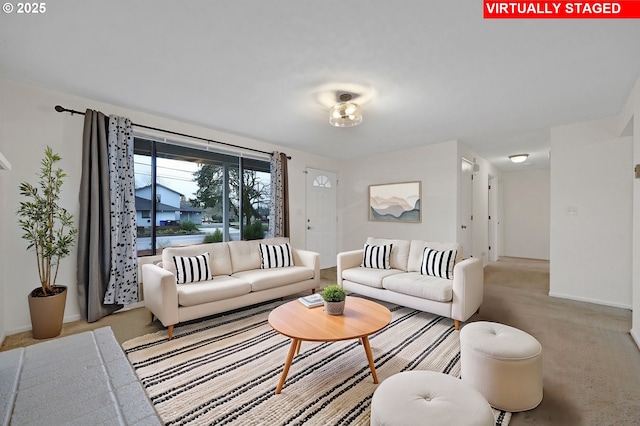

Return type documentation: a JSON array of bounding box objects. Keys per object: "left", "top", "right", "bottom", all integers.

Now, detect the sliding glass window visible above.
[{"left": 134, "top": 138, "right": 271, "bottom": 256}]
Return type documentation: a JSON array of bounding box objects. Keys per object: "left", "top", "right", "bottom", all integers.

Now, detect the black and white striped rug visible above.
[{"left": 123, "top": 299, "right": 511, "bottom": 425}]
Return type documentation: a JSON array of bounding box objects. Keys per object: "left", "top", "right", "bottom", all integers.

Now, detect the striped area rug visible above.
[{"left": 123, "top": 299, "right": 511, "bottom": 425}]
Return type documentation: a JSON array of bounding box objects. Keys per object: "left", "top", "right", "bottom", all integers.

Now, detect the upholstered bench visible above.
[
  {"left": 0, "top": 327, "right": 160, "bottom": 425},
  {"left": 460, "top": 321, "right": 543, "bottom": 412},
  {"left": 370, "top": 371, "right": 494, "bottom": 426}
]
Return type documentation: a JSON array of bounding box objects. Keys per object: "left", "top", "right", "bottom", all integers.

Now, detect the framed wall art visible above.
[{"left": 369, "top": 181, "right": 421, "bottom": 223}]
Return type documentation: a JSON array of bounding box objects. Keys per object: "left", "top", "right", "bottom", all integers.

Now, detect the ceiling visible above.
[{"left": 1, "top": 1, "right": 639, "bottom": 171}]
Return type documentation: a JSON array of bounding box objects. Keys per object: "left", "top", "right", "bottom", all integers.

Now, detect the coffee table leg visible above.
[
  {"left": 276, "top": 338, "right": 299, "bottom": 394},
  {"left": 361, "top": 336, "right": 379, "bottom": 384}
]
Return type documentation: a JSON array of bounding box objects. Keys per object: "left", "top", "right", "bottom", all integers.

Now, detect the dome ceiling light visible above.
[
  {"left": 329, "top": 93, "right": 363, "bottom": 127},
  {"left": 509, "top": 153, "right": 529, "bottom": 163}
]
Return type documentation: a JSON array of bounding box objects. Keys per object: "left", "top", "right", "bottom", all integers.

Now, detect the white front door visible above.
[{"left": 305, "top": 168, "right": 337, "bottom": 269}]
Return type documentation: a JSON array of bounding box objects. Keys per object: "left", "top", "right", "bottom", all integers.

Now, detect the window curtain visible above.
[
  {"left": 103, "top": 115, "right": 138, "bottom": 305},
  {"left": 77, "top": 110, "right": 137, "bottom": 322},
  {"left": 269, "top": 152, "right": 290, "bottom": 238}
]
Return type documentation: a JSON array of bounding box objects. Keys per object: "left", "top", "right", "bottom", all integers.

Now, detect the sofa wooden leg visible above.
[
  {"left": 454, "top": 320, "right": 460, "bottom": 330},
  {"left": 150, "top": 311, "right": 154, "bottom": 323},
  {"left": 168, "top": 325, "right": 174, "bottom": 341}
]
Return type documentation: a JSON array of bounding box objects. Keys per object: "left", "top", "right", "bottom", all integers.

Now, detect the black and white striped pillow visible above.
[
  {"left": 173, "top": 253, "right": 212, "bottom": 284},
  {"left": 259, "top": 243, "right": 293, "bottom": 269},
  {"left": 361, "top": 243, "right": 393, "bottom": 269},
  {"left": 421, "top": 247, "right": 456, "bottom": 279}
]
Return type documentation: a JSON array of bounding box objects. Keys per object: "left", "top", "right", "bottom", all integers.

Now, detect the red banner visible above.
[{"left": 484, "top": 1, "right": 640, "bottom": 18}]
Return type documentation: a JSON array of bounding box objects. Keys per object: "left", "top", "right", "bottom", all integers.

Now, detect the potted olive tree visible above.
[
  {"left": 321, "top": 285, "right": 346, "bottom": 316},
  {"left": 18, "top": 146, "right": 77, "bottom": 339}
]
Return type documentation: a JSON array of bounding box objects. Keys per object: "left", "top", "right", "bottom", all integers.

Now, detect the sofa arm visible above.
[
  {"left": 292, "top": 248, "right": 320, "bottom": 285},
  {"left": 337, "top": 249, "right": 364, "bottom": 287},
  {"left": 141, "top": 264, "right": 179, "bottom": 328},
  {"left": 450, "top": 257, "right": 484, "bottom": 323}
]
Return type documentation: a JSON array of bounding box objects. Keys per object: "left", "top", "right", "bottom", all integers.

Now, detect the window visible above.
[
  {"left": 134, "top": 138, "right": 271, "bottom": 256},
  {"left": 313, "top": 174, "right": 332, "bottom": 188}
]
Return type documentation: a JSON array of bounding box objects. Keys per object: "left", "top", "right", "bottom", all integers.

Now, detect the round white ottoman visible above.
[
  {"left": 370, "top": 371, "right": 494, "bottom": 426},
  {"left": 460, "top": 321, "right": 543, "bottom": 412}
]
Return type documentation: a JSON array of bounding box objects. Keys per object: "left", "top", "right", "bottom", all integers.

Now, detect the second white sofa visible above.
[{"left": 337, "top": 237, "right": 484, "bottom": 330}]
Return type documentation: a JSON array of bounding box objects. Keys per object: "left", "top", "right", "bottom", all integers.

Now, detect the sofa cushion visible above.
[
  {"left": 382, "top": 272, "right": 453, "bottom": 302},
  {"left": 228, "top": 237, "right": 290, "bottom": 273},
  {"left": 259, "top": 242, "right": 293, "bottom": 268},
  {"left": 162, "top": 242, "right": 232, "bottom": 277},
  {"left": 342, "top": 267, "right": 404, "bottom": 289},
  {"left": 232, "top": 266, "right": 314, "bottom": 292},
  {"left": 407, "top": 240, "right": 462, "bottom": 272},
  {"left": 361, "top": 243, "right": 392, "bottom": 269},
  {"left": 421, "top": 247, "right": 457, "bottom": 279},
  {"left": 173, "top": 253, "right": 213, "bottom": 284},
  {"left": 177, "top": 276, "right": 251, "bottom": 306},
  {"left": 366, "top": 238, "right": 411, "bottom": 271}
]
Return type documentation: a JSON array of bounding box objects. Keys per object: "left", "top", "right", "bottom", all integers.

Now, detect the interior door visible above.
[
  {"left": 305, "top": 168, "right": 337, "bottom": 269},
  {"left": 488, "top": 175, "right": 498, "bottom": 261},
  {"left": 459, "top": 159, "right": 474, "bottom": 258}
]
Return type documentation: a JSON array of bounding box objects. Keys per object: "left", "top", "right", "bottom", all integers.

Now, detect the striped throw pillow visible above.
[
  {"left": 421, "top": 247, "right": 456, "bottom": 279},
  {"left": 259, "top": 242, "right": 293, "bottom": 269},
  {"left": 173, "top": 253, "right": 213, "bottom": 284},
  {"left": 361, "top": 243, "right": 393, "bottom": 269}
]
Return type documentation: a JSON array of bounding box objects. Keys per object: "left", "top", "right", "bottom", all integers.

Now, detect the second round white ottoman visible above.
[
  {"left": 460, "top": 321, "right": 543, "bottom": 412},
  {"left": 370, "top": 371, "right": 494, "bottom": 426}
]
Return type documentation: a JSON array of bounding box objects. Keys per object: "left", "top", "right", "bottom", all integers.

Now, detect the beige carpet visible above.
[{"left": 3, "top": 258, "right": 640, "bottom": 424}]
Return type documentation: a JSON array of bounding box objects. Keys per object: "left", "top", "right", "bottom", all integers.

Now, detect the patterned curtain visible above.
[
  {"left": 103, "top": 115, "right": 138, "bottom": 304},
  {"left": 269, "top": 152, "right": 290, "bottom": 237},
  {"left": 77, "top": 111, "right": 137, "bottom": 323}
]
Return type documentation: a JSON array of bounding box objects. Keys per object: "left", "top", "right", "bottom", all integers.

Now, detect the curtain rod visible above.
[{"left": 54, "top": 105, "right": 291, "bottom": 160}]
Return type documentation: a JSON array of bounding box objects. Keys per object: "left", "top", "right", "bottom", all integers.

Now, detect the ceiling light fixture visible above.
[
  {"left": 509, "top": 154, "right": 529, "bottom": 163},
  {"left": 329, "top": 93, "right": 362, "bottom": 127}
]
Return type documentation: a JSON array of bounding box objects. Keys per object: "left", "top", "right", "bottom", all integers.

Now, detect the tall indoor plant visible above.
[{"left": 18, "top": 146, "right": 77, "bottom": 338}]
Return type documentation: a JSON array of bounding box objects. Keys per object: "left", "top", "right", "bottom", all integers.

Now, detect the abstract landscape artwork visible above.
[{"left": 369, "top": 181, "right": 421, "bottom": 222}]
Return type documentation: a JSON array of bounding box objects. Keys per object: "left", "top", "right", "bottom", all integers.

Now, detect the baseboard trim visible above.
[
  {"left": 631, "top": 329, "right": 640, "bottom": 351},
  {"left": 548, "top": 292, "right": 632, "bottom": 310}
]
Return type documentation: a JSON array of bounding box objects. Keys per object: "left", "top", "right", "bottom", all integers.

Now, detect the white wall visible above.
[
  {"left": 502, "top": 169, "right": 550, "bottom": 260},
  {"left": 0, "top": 99, "right": 8, "bottom": 341},
  {"left": 550, "top": 116, "right": 633, "bottom": 309},
  {"left": 338, "top": 140, "right": 459, "bottom": 251},
  {"left": 337, "top": 140, "right": 500, "bottom": 259},
  {"left": 0, "top": 77, "right": 338, "bottom": 336},
  {"left": 619, "top": 76, "right": 640, "bottom": 348}
]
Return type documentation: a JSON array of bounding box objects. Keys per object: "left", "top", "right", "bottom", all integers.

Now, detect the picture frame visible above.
[{"left": 369, "top": 181, "right": 421, "bottom": 223}]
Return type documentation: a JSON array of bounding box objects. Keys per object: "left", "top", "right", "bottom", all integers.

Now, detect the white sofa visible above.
[
  {"left": 142, "top": 237, "right": 319, "bottom": 339},
  {"left": 337, "top": 237, "right": 484, "bottom": 330}
]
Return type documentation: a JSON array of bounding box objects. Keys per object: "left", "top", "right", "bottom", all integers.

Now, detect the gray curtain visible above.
[
  {"left": 103, "top": 115, "right": 138, "bottom": 305},
  {"left": 269, "top": 152, "right": 289, "bottom": 237},
  {"left": 77, "top": 110, "right": 121, "bottom": 322}
]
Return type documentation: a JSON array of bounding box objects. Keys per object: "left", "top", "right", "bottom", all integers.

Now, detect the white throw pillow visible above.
[
  {"left": 259, "top": 242, "right": 293, "bottom": 268},
  {"left": 421, "top": 247, "right": 456, "bottom": 279},
  {"left": 173, "top": 252, "right": 213, "bottom": 284},
  {"left": 361, "top": 243, "right": 393, "bottom": 269}
]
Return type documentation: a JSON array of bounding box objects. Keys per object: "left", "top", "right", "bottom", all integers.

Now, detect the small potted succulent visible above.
[{"left": 321, "top": 285, "right": 346, "bottom": 315}]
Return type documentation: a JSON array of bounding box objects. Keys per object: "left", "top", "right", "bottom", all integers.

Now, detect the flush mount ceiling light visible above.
[
  {"left": 329, "top": 93, "right": 362, "bottom": 127},
  {"left": 509, "top": 154, "right": 529, "bottom": 163}
]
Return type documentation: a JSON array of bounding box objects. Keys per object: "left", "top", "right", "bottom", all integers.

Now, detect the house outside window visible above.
[{"left": 134, "top": 138, "right": 271, "bottom": 256}]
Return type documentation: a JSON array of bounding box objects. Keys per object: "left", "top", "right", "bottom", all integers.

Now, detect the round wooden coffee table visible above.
[{"left": 268, "top": 296, "right": 392, "bottom": 394}]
